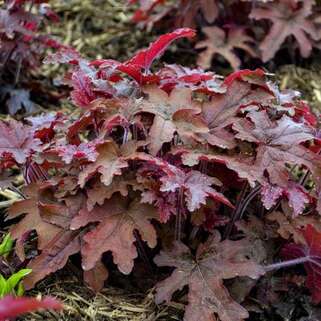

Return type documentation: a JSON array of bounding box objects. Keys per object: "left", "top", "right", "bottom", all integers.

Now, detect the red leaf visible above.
[
  {"left": 83, "top": 260, "right": 109, "bottom": 292},
  {"left": 201, "top": 70, "right": 272, "bottom": 149},
  {"left": 155, "top": 233, "right": 264, "bottom": 321},
  {"left": 160, "top": 166, "right": 233, "bottom": 212},
  {"left": 26, "top": 112, "right": 63, "bottom": 132},
  {"left": 125, "top": 28, "right": 196, "bottom": 71},
  {"left": 196, "top": 26, "right": 257, "bottom": 70},
  {"left": 293, "top": 101, "right": 318, "bottom": 127},
  {"left": 78, "top": 141, "right": 128, "bottom": 188},
  {"left": 250, "top": 0, "right": 320, "bottom": 62},
  {"left": 80, "top": 196, "right": 158, "bottom": 274},
  {"left": 261, "top": 183, "right": 283, "bottom": 210},
  {"left": 66, "top": 107, "right": 108, "bottom": 141},
  {"left": 223, "top": 68, "right": 266, "bottom": 87},
  {"left": 55, "top": 141, "right": 100, "bottom": 164},
  {"left": 282, "top": 225, "right": 321, "bottom": 304},
  {"left": 110, "top": 29, "right": 195, "bottom": 84},
  {"left": 261, "top": 182, "right": 309, "bottom": 216},
  {"left": 130, "top": 0, "right": 165, "bottom": 23},
  {"left": 0, "top": 296, "right": 62, "bottom": 321},
  {"left": 44, "top": 46, "right": 81, "bottom": 65},
  {"left": 157, "top": 64, "right": 224, "bottom": 94},
  {"left": 117, "top": 63, "right": 159, "bottom": 84},
  {"left": 138, "top": 86, "right": 205, "bottom": 155},
  {"left": 0, "top": 120, "right": 41, "bottom": 164},
  {"left": 70, "top": 70, "right": 96, "bottom": 108},
  {"left": 24, "top": 230, "right": 81, "bottom": 289},
  {"left": 233, "top": 111, "right": 319, "bottom": 186}
]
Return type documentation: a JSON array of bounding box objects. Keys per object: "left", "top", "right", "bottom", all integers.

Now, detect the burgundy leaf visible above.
[
  {"left": 173, "top": 145, "right": 259, "bottom": 188},
  {"left": 8, "top": 183, "right": 63, "bottom": 255},
  {"left": 70, "top": 69, "right": 96, "bottom": 108},
  {"left": 233, "top": 111, "right": 320, "bottom": 186},
  {"left": 24, "top": 230, "right": 81, "bottom": 289},
  {"left": 160, "top": 167, "right": 232, "bottom": 211},
  {"left": 250, "top": 0, "right": 320, "bottom": 61},
  {"left": 282, "top": 224, "right": 321, "bottom": 304},
  {"left": 56, "top": 141, "right": 99, "bottom": 164},
  {"left": 78, "top": 141, "right": 128, "bottom": 188},
  {"left": 0, "top": 120, "right": 41, "bottom": 164},
  {"left": 141, "top": 190, "right": 177, "bottom": 223},
  {"left": 261, "top": 183, "right": 283, "bottom": 210},
  {"left": 201, "top": 69, "right": 273, "bottom": 149},
  {"left": 138, "top": 86, "right": 205, "bottom": 155},
  {"left": 196, "top": 26, "right": 257, "bottom": 70},
  {"left": 155, "top": 233, "right": 265, "bottom": 321},
  {"left": 83, "top": 260, "right": 109, "bottom": 292},
  {"left": 86, "top": 177, "right": 130, "bottom": 211},
  {"left": 80, "top": 196, "right": 158, "bottom": 274},
  {"left": 44, "top": 46, "right": 81, "bottom": 65}
]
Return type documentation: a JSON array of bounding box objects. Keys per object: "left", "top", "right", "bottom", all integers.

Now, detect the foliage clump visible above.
[{"left": 1, "top": 27, "right": 321, "bottom": 321}]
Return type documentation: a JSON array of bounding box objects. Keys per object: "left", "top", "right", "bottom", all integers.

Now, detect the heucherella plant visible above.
[{"left": 0, "top": 28, "right": 320, "bottom": 321}]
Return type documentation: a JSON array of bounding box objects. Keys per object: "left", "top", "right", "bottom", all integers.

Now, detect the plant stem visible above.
[
  {"left": 175, "top": 188, "right": 184, "bottom": 241},
  {"left": 265, "top": 256, "right": 309, "bottom": 272},
  {"left": 224, "top": 183, "right": 261, "bottom": 239},
  {"left": 223, "top": 181, "right": 248, "bottom": 239}
]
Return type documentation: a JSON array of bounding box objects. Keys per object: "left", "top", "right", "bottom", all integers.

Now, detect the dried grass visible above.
[
  {"left": 277, "top": 64, "right": 321, "bottom": 115},
  {"left": 40, "top": 0, "right": 155, "bottom": 78},
  {"left": 21, "top": 272, "right": 183, "bottom": 321}
]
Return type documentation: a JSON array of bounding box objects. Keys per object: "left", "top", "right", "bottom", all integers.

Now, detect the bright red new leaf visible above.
[
  {"left": 125, "top": 28, "right": 196, "bottom": 72},
  {"left": 0, "top": 295, "right": 62, "bottom": 321}
]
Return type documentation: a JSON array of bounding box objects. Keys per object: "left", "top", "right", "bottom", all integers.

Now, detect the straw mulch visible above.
[{"left": 21, "top": 271, "right": 183, "bottom": 321}]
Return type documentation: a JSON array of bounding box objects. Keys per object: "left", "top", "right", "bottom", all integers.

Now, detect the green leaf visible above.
[
  {"left": 0, "top": 233, "right": 14, "bottom": 257},
  {"left": 16, "top": 282, "right": 25, "bottom": 297},
  {"left": 0, "top": 274, "right": 8, "bottom": 298},
  {"left": 6, "top": 269, "right": 32, "bottom": 293}
]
